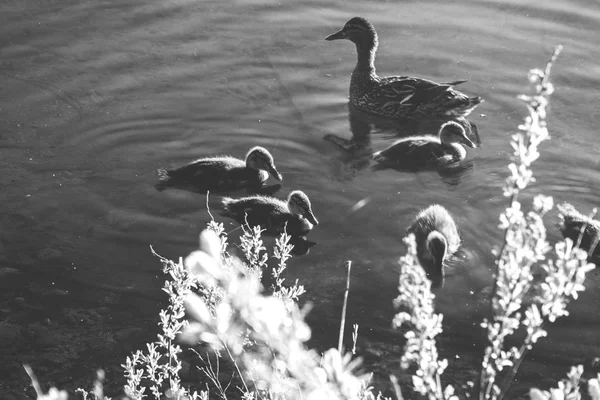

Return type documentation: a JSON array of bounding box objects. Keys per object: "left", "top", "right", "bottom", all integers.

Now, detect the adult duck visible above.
[
  {"left": 221, "top": 190, "right": 319, "bottom": 236},
  {"left": 156, "top": 146, "right": 282, "bottom": 192},
  {"left": 325, "top": 17, "right": 482, "bottom": 120},
  {"left": 407, "top": 205, "right": 461, "bottom": 288},
  {"left": 557, "top": 203, "right": 600, "bottom": 259},
  {"left": 372, "top": 120, "right": 476, "bottom": 169}
]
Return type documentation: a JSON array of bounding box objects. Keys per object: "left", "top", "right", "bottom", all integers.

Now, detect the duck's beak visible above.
[
  {"left": 461, "top": 136, "right": 476, "bottom": 149},
  {"left": 325, "top": 29, "right": 347, "bottom": 41},
  {"left": 268, "top": 165, "right": 283, "bottom": 181},
  {"left": 305, "top": 210, "right": 319, "bottom": 226}
]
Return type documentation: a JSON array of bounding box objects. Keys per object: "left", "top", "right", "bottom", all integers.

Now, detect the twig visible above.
[
  {"left": 351, "top": 324, "right": 359, "bottom": 355},
  {"left": 338, "top": 260, "right": 352, "bottom": 354},
  {"left": 23, "top": 364, "right": 44, "bottom": 398},
  {"left": 206, "top": 191, "right": 214, "bottom": 221},
  {"left": 390, "top": 375, "right": 405, "bottom": 400}
]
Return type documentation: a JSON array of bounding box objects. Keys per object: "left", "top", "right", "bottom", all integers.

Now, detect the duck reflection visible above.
[
  {"left": 289, "top": 235, "right": 318, "bottom": 256},
  {"left": 324, "top": 103, "right": 480, "bottom": 184}
]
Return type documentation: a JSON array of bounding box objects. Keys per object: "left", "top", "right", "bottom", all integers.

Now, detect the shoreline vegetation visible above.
[{"left": 23, "top": 48, "right": 600, "bottom": 400}]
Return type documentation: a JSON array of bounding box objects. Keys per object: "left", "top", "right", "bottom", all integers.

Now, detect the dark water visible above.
[{"left": 1, "top": 0, "right": 600, "bottom": 396}]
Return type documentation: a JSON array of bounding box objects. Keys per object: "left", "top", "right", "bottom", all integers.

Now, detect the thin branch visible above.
[{"left": 338, "top": 260, "right": 352, "bottom": 353}]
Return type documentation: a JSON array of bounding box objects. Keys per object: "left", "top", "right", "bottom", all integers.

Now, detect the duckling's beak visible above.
[
  {"left": 325, "top": 29, "right": 347, "bottom": 41},
  {"left": 461, "top": 136, "right": 476, "bottom": 149},
  {"left": 268, "top": 165, "right": 283, "bottom": 181},
  {"left": 305, "top": 211, "right": 319, "bottom": 226}
]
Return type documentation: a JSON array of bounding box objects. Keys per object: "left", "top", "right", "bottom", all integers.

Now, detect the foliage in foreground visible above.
[{"left": 28, "top": 47, "right": 600, "bottom": 400}]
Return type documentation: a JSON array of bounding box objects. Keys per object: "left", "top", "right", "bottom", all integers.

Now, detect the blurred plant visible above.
[
  {"left": 528, "top": 365, "right": 585, "bottom": 400},
  {"left": 181, "top": 229, "right": 382, "bottom": 400}
]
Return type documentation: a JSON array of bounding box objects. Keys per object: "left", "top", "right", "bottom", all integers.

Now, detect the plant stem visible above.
[
  {"left": 221, "top": 337, "right": 249, "bottom": 394},
  {"left": 338, "top": 260, "right": 352, "bottom": 354}
]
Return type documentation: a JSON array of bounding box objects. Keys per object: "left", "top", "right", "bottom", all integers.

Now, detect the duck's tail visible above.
[
  {"left": 443, "top": 79, "right": 468, "bottom": 86},
  {"left": 447, "top": 95, "right": 483, "bottom": 118},
  {"left": 557, "top": 202, "right": 578, "bottom": 230},
  {"left": 155, "top": 168, "right": 171, "bottom": 191},
  {"left": 372, "top": 149, "right": 385, "bottom": 163}
]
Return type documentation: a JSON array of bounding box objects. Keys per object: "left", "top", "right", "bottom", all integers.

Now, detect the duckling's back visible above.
[
  {"left": 373, "top": 136, "right": 462, "bottom": 169},
  {"left": 156, "top": 156, "right": 263, "bottom": 192},
  {"left": 408, "top": 205, "right": 461, "bottom": 253},
  {"left": 221, "top": 195, "right": 312, "bottom": 236},
  {"left": 221, "top": 195, "right": 287, "bottom": 223}
]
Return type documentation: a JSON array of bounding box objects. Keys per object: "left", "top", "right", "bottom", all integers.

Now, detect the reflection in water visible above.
[
  {"left": 289, "top": 235, "right": 318, "bottom": 256},
  {"left": 324, "top": 103, "right": 480, "bottom": 184}
]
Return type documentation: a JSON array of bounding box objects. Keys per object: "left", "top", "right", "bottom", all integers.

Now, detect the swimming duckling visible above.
[
  {"left": 557, "top": 203, "right": 600, "bottom": 259},
  {"left": 156, "top": 146, "right": 282, "bottom": 192},
  {"left": 221, "top": 190, "right": 319, "bottom": 236},
  {"left": 325, "top": 17, "right": 482, "bottom": 120},
  {"left": 372, "top": 121, "right": 476, "bottom": 170},
  {"left": 407, "top": 205, "right": 461, "bottom": 288}
]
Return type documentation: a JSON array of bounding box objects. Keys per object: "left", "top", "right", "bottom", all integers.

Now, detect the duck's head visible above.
[
  {"left": 288, "top": 190, "right": 319, "bottom": 226},
  {"left": 325, "top": 17, "right": 378, "bottom": 50},
  {"left": 246, "top": 146, "right": 283, "bottom": 181},
  {"left": 425, "top": 231, "right": 448, "bottom": 288},
  {"left": 439, "top": 121, "right": 476, "bottom": 149}
]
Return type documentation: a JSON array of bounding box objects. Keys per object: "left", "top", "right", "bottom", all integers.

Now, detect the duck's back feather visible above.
[
  {"left": 156, "top": 156, "right": 266, "bottom": 192},
  {"left": 408, "top": 205, "right": 461, "bottom": 255},
  {"left": 353, "top": 74, "right": 481, "bottom": 119},
  {"left": 221, "top": 196, "right": 313, "bottom": 236},
  {"left": 373, "top": 136, "right": 465, "bottom": 169}
]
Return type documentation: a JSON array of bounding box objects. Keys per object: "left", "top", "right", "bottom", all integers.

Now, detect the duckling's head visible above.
[
  {"left": 246, "top": 146, "right": 283, "bottom": 181},
  {"left": 325, "top": 17, "right": 378, "bottom": 50},
  {"left": 439, "top": 121, "right": 476, "bottom": 149},
  {"left": 425, "top": 231, "right": 448, "bottom": 288},
  {"left": 288, "top": 190, "right": 319, "bottom": 226}
]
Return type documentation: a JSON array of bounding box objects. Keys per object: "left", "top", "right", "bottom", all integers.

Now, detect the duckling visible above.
[
  {"left": 557, "top": 203, "right": 600, "bottom": 259},
  {"left": 325, "top": 17, "right": 482, "bottom": 120},
  {"left": 407, "top": 205, "right": 461, "bottom": 288},
  {"left": 156, "top": 146, "right": 282, "bottom": 192},
  {"left": 221, "top": 190, "right": 319, "bottom": 236},
  {"left": 372, "top": 121, "right": 476, "bottom": 170}
]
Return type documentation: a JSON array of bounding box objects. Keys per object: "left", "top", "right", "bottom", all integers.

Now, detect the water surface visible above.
[{"left": 1, "top": 0, "right": 600, "bottom": 396}]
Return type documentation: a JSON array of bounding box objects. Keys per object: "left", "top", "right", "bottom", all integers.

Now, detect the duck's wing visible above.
[{"left": 376, "top": 76, "right": 460, "bottom": 108}]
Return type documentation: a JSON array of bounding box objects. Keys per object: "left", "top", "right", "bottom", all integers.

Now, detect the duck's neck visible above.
[{"left": 352, "top": 39, "right": 378, "bottom": 78}]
